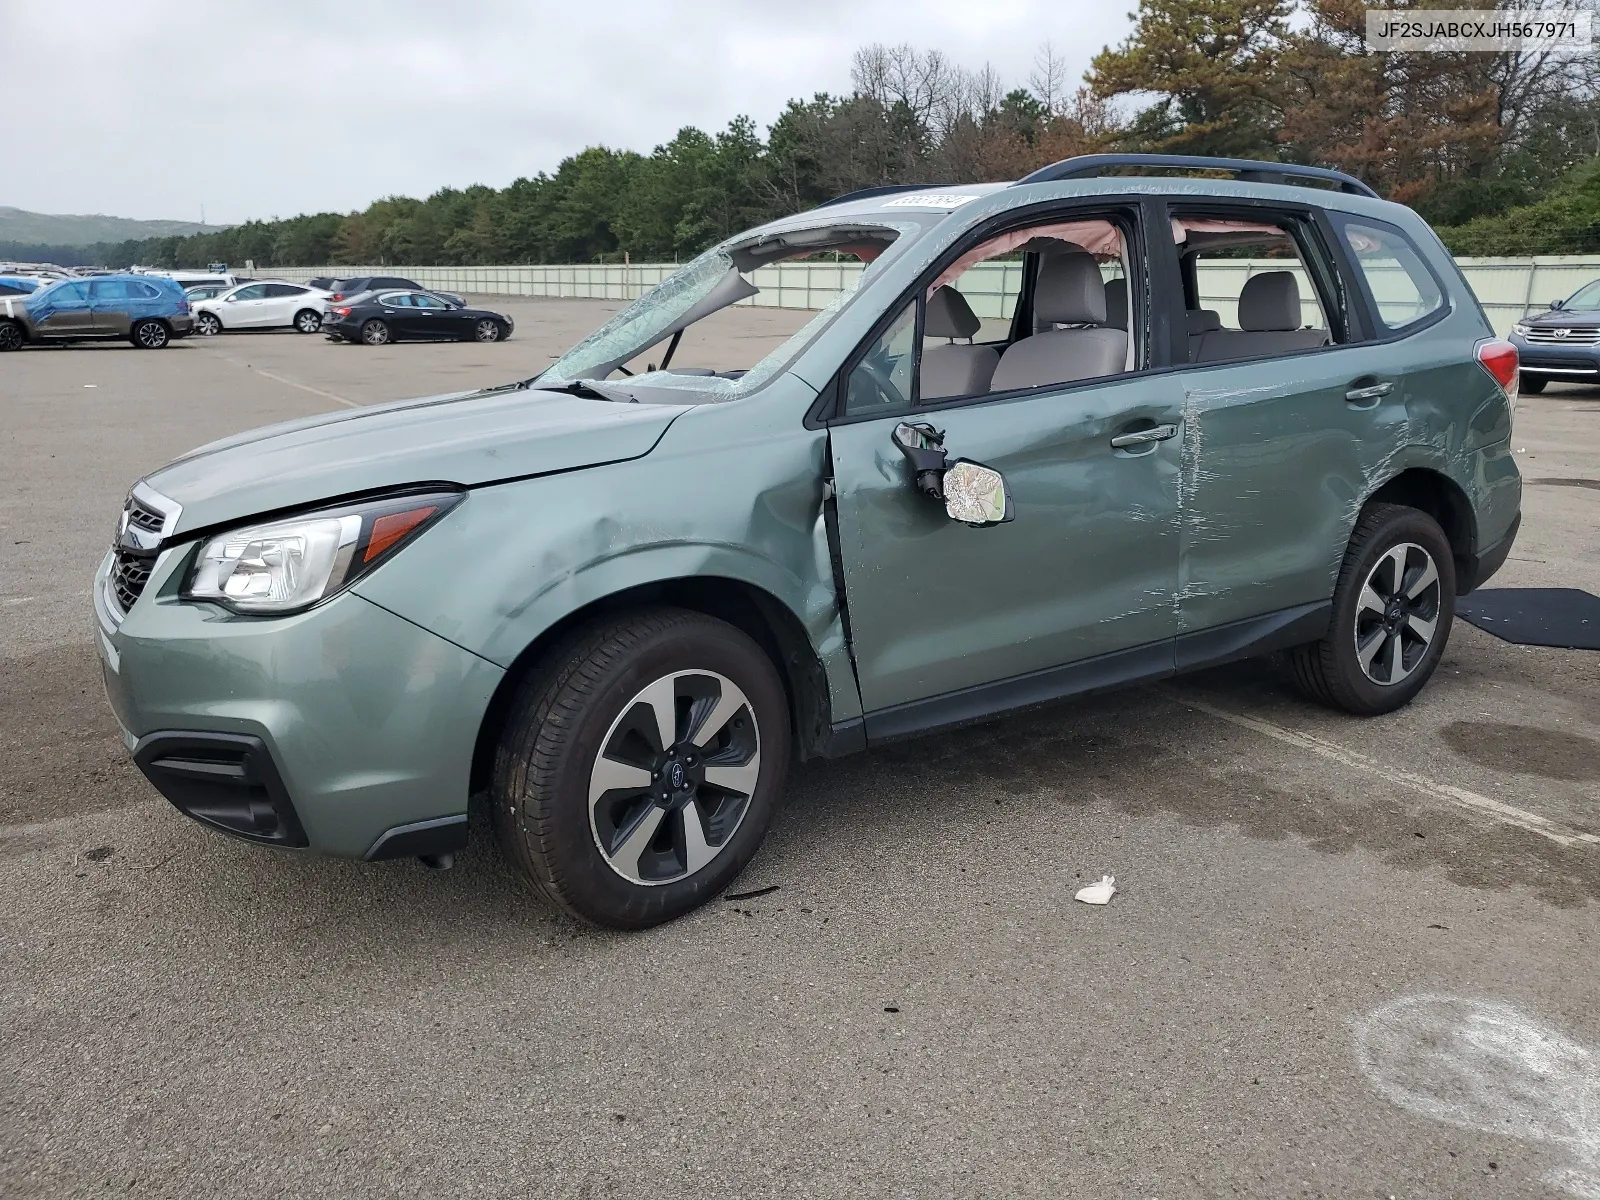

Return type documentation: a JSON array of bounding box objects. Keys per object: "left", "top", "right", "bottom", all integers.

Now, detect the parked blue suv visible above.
[
  {"left": 1508, "top": 277, "right": 1600, "bottom": 392},
  {"left": 0, "top": 273, "right": 194, "bottom": 351}
]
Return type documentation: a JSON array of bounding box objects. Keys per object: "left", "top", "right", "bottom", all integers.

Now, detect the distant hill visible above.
[{"left": 0, "top": 206, "right": 226, "bottom": 247}]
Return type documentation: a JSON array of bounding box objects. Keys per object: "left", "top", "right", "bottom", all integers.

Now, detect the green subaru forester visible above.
[{"left": 96, "top": 155, "right": 1522, "bottom": 928}]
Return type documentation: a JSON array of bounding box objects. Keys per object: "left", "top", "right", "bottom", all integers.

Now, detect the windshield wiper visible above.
[{"left": 527, "top": 379, "right": 637, "bottom": 403}]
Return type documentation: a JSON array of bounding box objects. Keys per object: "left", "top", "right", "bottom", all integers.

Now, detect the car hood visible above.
[
  {"left": 144, "top": 385, "right": 695, "bottom": 534},
  {"left": 1522, "top": 309, "right": 1600, "bottom": 329}
]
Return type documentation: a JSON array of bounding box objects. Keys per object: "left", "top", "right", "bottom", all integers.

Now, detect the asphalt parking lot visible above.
[{"left": 3, "top": 299, "right": 1599, "bottom": 1199}]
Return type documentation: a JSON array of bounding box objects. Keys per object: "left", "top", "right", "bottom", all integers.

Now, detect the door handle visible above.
[
  {"left": 1345, "top": 381, "right": 1393, "bottom": 402},
  {"left": 1109, "top": 423, "right": 1178, "bottom": 450}
]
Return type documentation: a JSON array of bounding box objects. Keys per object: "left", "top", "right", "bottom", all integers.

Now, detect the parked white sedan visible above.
[{"left": 192, "top": 281, "right": 331, "bottom": 336}]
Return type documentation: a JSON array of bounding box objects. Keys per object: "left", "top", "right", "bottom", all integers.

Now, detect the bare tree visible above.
[{"left": 1030, "top": 41, "right": 1071, "bottom": 115}]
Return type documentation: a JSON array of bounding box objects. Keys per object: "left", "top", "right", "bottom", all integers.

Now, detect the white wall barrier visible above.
[{"left": 272, "top": 256, "right": 1600, "bottom": 337}]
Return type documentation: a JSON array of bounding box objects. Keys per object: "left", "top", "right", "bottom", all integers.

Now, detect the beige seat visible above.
[
  {"left": 920, "top": 286, "right": 998, "bottom": 399},
  {"left": 989, "top": 253, "right": 1127, "bottom": 392},
  {"left": 1194, "top": 273, "right": 1328, "bottom": 363}
]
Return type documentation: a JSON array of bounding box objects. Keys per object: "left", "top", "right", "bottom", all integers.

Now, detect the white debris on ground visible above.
[{"left": 1075, "top": 874, "right": 1117, "bottom": 905}]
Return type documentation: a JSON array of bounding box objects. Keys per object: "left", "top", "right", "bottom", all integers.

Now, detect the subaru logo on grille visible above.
[{"left": 1553, "top": 327, "right": 1571, "bottom": 339}]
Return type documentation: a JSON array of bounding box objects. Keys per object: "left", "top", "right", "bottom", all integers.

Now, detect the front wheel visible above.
[
  {"left": 195, "top": 312, "right": 222, "bottom": 336},
  {"left": 1521, "top": 376, "right": 1547, "bottom": 394},
  {"left": 491, "top": 609, "right": 790, "bottom": 929},
  {"left": 294, "top": 308, "right": 322, "bottom": 334},
  {"left": 473, "top": 318, "right": 503, "bottom": 343},
  {"left": 131, "top": 319, "right": 169, "bottom": 349},
  {"left": 1289, "top": 502, "right": 1455, "bottom": 715},
  {"left": 0, "top": 321, "right": 22, "bottom": 351}
]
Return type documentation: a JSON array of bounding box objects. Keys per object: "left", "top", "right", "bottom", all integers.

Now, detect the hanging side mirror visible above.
[
  {"left": 890, "top": 422, "right": 1013, "bottom": 527},
  {"left": 942, "top": 459, "right": 1014, "bottom": 526},
  {"left": 891, "top": 422, "right": 950, "bottom": 498}
]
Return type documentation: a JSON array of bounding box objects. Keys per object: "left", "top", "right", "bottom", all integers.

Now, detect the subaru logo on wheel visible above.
[{"left": 669, "top": 762, "right": 686, "bottom": 790}]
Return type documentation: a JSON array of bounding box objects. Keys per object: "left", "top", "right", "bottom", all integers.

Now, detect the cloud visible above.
[{"left": 2, "top": 0, "right": 1133, "bottom": 224}]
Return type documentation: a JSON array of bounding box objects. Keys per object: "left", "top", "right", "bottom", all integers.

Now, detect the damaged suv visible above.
[{"left": 96, "top": 154, "right": 1521, "bottom": 928}]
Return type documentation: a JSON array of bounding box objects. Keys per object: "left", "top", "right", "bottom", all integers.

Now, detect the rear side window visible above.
[{"left": 1335, "top": 218, "right": 1445, "bottom": 332}]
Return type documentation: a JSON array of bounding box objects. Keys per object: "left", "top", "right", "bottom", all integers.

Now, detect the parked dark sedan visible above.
[
  {"left": 1509, "top": 279, "right": 1600, "bottom": 392},
  {"left": 324, "top": 290, "right": 514, "bottom": 345}
]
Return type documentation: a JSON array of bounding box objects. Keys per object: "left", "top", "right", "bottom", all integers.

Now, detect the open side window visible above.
[{"left": 1166, "top": 207, "right": 1351, "bottom": 365}]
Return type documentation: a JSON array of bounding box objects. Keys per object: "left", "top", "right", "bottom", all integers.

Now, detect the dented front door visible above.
[{"left": 829, "top": 373, "right": 1184, "bottom": 716}]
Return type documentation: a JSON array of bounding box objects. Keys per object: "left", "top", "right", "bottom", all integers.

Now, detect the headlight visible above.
[
  {"left": 1512, "top": 323, "right": 1531, "bottom": 337},
  {"left": 182, "top": 490, "right": 461, "bottom": 614}
]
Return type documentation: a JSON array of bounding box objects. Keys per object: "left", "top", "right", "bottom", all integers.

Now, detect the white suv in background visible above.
[{"left": 192, "top": 281, "right": 331, "bottom": 336}]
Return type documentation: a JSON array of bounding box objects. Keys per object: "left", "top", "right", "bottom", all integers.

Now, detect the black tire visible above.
[
  {"left": 1521, "top": 376, "right": 1546, "bottom": 394},
  {"left": 360, "top": 318, "right": 390, "bottom": 346},
  {"left": 490, "top": 608, "right": 790, "bottom": 929},
  {"left": 473, "top": 318, "right": 503, "bottom": 343},
  {"left": 293, "top": 308, "right": 323, "bottom": 334},
  {"left": 1289, "top": 502, "right": 1455, "bottom": 715},
  {"left": 195, "top": 312, "right": 222, "bottom": 336},
  {"left": 0, "top": 321, "right": 22, "bottom": 351},
  {"left": 130, "top": 319, "right": 169, "bottom": 349}
]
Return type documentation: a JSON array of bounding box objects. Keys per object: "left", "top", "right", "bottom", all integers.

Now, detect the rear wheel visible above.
[
  {"left": 1289, "top": 502, "right": 1455, "bottom": 715},
  {"left": 360, "top": 319, "right": 390, "bottom": 346},
  {"left": 131, "top": 320, "right": 169, "bottom": 349},
  {"left": 0, "top": 321, "right": 22, "bottom": 351},
  {"left": 491, "top": 608, "right": 790, "bottom": 929},
  {"left": 1521, "top": 376, "right": 1546, "bottom": 394},
  {"left": 293, "top": 308, "right": 322, "bottom": 334},
  {"left": 473, "top": 318, "right": 502, "bottom": 343},
  {"left": 195, "top": 312, "right": 222, "bottom": 336}
]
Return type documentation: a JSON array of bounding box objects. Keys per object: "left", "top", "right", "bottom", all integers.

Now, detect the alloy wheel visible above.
[
  {"left": 196, "top": 313, "right": 220, "bottom": 336},
  {"left": 0, "top": 322, "right": 22, "bottom": 351},
  {"left": 587, "top": 670, "right": 760, "bottom": 886},
  {"left": 474, "top": 319, "right": 500, "bottom": 342},
  {"left": 361, "top": 320, "right": 389, "bottom": 346},
  {"left": 295, "top": 310, "right": 322, "bottom": 333},
  {"left": 135, "top": 321, "right": 167, "bottom": 349},
  {"left": 1354, "top": 541, "right": 1440, "bottom": 686}
]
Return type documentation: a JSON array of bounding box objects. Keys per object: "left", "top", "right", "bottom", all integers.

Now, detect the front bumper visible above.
[
  {"left": 1508, "top": 335, "right": 1600, "bottom": 378},
  {"left": 94, "top": 549, "right": 504, "bottom": 859}
]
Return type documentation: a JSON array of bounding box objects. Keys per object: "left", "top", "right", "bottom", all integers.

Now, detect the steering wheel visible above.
[{"left": 850, "top": 355, "right": 905, "bottom": 410}]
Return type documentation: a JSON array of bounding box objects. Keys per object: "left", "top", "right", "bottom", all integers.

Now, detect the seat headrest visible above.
[
  {"left": 1104, "top": 278, "right": 1128, "bottom": 331},
  {"left": 1185, "top": 309, "right": 1222, "bottom": 335},
  {"left": 1035, "top": 251, "right": 1106, "bottom": 326},
  {"left": 1238, "top": 272, "right": 1301, "bottom": 332},
  {"left": 925, "top": 285, "right": 981, "bottom": 340}
]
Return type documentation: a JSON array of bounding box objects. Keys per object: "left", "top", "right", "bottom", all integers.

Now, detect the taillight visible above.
[
  {"left": 1477, "top": 339, "right": 1518, "bottom": 391},
  {"left": 1476, "top": 338, "right": 1519, "bottom": 425},
  {"left": 332, "top": 292, "right": 345, "bottom": 301},
  {"left": 333, "top": 306, "right": 352, "bottom": 317}
]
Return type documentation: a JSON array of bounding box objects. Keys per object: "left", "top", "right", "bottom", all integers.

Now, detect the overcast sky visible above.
[{"left": 4, "top": 2, "right": 1136, "bottom": 225}]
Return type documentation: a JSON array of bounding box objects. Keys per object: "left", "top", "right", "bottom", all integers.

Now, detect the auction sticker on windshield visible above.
[{"left": 883, "top": 194, "right": 982, "bottom": 209}]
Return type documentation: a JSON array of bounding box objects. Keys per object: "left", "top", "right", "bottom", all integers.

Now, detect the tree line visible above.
[{"left": 19, "top": 0, "right": 1600, "bottom": 269}]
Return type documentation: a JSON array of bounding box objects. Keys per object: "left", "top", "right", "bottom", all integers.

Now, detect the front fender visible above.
[{"left": 353, "top": 399, "right": 861, "bottom": 722}]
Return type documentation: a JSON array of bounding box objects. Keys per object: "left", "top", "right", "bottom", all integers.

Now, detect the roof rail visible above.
[
  {"left": 1014, "top": 154, "right": 1379, "bottom": 199},
  {"left": 816, "top": 183, "right": 948, "bottom": 208}
]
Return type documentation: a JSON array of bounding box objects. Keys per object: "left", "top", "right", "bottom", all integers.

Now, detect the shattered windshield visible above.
[{"left": 535, "top": 219, "right": 922, "bottom": 400}]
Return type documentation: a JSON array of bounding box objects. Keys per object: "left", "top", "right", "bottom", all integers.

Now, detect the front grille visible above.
[
  {"left": 111, "top": 551, "right": 154, "bottom": 613},
  {"left": 1524, "top": 326, "right": 1600, "bottom": 345},
  {"left": 108, "top": 487, "right": 176, "bottom": 617},
  {"left": 125, "top": 497, "right": 165, "bottom": 534}
]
